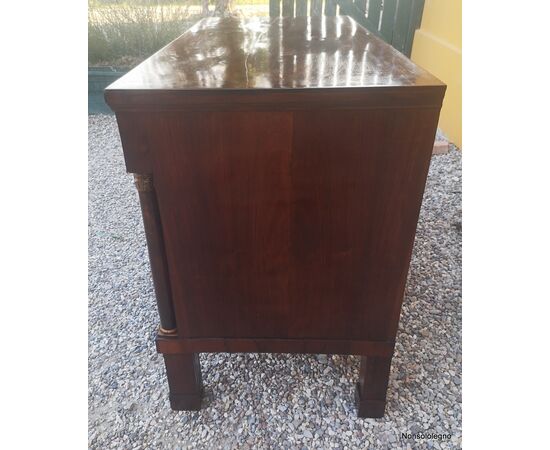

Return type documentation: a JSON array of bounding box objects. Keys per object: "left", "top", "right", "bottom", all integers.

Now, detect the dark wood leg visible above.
[
  {"left": 163, "top": 353, "right": 203, "bottom": 411},
  {"left": 355, "top": 355, "right": 392, "bottom": 418}
]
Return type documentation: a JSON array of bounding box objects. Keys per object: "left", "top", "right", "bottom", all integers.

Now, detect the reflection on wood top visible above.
[{"left": 107, "top": 16, "right": 443, "bottom": 91}]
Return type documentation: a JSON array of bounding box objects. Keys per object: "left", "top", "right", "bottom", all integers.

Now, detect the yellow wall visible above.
[{"left": 411, "top": 0, "right": 462, "bottom": 148}]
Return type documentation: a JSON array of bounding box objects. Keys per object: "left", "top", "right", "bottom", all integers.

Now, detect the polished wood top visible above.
[{"left": 107, "top": 16, "right": 443, "bottom": 92}]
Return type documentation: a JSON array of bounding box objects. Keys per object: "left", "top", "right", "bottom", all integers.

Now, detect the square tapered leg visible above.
[
  {"left": 355, "top": 355, "right": 392, "bottom": 418},
  {"left": 163, "top": 353, "right": 203, "bottom": 411}
]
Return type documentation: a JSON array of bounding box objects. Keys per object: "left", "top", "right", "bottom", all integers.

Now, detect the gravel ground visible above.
[{"left": 89, "top": 114, "right": 462, "bottom": 449}]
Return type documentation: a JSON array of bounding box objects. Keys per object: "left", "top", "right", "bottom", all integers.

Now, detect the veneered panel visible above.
[
  {"left": 289, "top": 108, "right": 438, "bottom": 340},
  {"left": 143, "top": 108, "right": 438, "bottom": 340},
  {"left": 150, "top": 112, "right": 293, "bottom": 338}
]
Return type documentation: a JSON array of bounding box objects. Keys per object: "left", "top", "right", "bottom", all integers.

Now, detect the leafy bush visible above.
[
  {"left": 88, "top": 0, "right": 269, "bottom": 67},
  {"left": 88, "top": 1, "right": 200, "bottom": 67}
]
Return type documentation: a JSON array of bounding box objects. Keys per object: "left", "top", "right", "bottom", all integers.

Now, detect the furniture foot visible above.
[
  {"left": 355, "top": 355, "right": 392, "bottom": 418},
  {"left": 163, "top": 353, "right": 203, "bottom": 411}
]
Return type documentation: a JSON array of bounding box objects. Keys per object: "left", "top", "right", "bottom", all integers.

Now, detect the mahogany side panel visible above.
[
  {"left": 150, "top": 111, "right": 295, "bottom": 339},
  {"left": 289, "top": 107, "right": 439, "bottom": 340},
  {"left": 131, "top": 107, "right": 440, "bottom": 342}
]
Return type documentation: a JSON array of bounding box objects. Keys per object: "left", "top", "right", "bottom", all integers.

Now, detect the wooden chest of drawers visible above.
[{"left": 105, "top": 15, "right": 445, "bottom": 418}]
